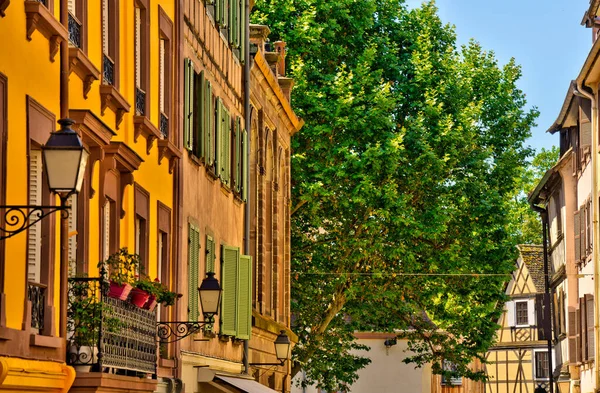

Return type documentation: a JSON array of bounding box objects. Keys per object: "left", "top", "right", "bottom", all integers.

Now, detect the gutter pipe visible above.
[
  {"left": 243, "top": 0, "right": 251, "bottom": 375},
  {"left": 574, "top": 80, "right": 600, "bottom": 392}
]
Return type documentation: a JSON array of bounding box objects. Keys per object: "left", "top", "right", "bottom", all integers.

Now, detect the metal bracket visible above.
[
  {"left": 156, "top": 319, "right": 215, "bottom": 343},
  {"left": 0, "top": 205, "right": 70, "bottom": 240}
]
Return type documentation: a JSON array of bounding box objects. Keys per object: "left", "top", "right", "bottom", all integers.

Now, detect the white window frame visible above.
[{"left": 532, "top": 349, "right": 555, "bottom": 381}]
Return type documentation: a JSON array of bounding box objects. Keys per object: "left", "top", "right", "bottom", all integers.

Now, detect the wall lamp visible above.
[
  {"left": 384, "top": 337, "right": 397, "bottom": 349},
  {"left": 249, "top": 330, "right": 291, "bottom": 367},
  {"left": 0, "top": 119, "right": 89, "bottom": 240},
  {"left": 156, "top": 272, "right": 222, "bottom": 343}
]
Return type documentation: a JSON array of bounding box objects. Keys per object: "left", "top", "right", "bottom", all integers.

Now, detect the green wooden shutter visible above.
[
  {"left": 224, "top": 110, "right": 231, "bottom": 186},
  {"left": 242, "top": 128, "right": 248, "bottom": 202},
  {"left": 221, "top": 245, "right": 239, "bottom": 336},
  {"left": 575, "top": 210, "right": 581, "bottom": 263},
  {"left": 228, "top": 0, "right": 234, "bottom": 44},
  {"left": 206, "top": 234, "right": 215, "bottom": 273},
  {"left": 239, "top": 0, "right": 245, "bottom": 63},
  {"left": 215, "top": 0, "right": 221, "bottom": 25},
  {"left": 234, "top": 118, "right": 241, "bottom": 193},
  {"left": 183, "top": 59, "right": 193, "bottom": 151},
  {"left": 194, "top": 70, "right": 205, "bottom": 159},
  {"left": 188, "top": 224, "right": 200, "bottom": 321},
  {"left": 237, "top": 255, "right": 252, "bottom": 339},
  {"left": 205, "top": 81, "right": 214, "bottom": 167},
  {"left": 216, "top": 98, "right": 223, "bottom": 177}
]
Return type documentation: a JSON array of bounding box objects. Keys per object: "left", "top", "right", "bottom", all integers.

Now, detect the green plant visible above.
[
  {"left": 134, "top": 276, "right": 159, "bottom": 296},
  {"left": 98, "top": 248, "right": 140, "bottom": 285}
]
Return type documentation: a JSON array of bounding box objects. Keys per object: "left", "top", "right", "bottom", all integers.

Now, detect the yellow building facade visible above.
[{"left": 0, "top": 0, "right": 179, "bottom": 391}]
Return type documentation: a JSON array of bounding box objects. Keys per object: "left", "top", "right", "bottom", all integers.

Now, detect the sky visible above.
[{"left": 405, "top": 0, "right": 592, "bottom": 153}]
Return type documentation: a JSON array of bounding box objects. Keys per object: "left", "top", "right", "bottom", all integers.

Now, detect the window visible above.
[
  {"left": 217, "top": 98, "right": 231, "bottom": 186},
  {"left": 28, "top": 149, "right": 43, "bottom": 284},
  {"left": 220, "top": 245, "right": 252, "bottom": 339},
  {"left": 158, "top": 7, "right": 173, "bottom": 139},
  {"left": 206, "top": 235, "right": 216, "bottom": 273},
  {"left": 102, "top": 0, "right": 119, "bottom": 86},
  {"left": 534, "top": 351, "right": 549, "bottom": 380},
  {"left": 134, "top": 184, "right": 149, "bottom": 275},
  {"left": 68, "top": 0, "right": 87, "bottom": 50},
  {"left": 134, "top": 0, "right": 149, "bottom": 116},
  {"left": 213, "top": 0, "right": 245, "bottom": 62},
  {"left": 441, "top": 360, "right": 462, "bottom": 386},
  {"left": 188, "top": 224, "right": 200, "bottom": 321},
  {"left": 515, "top": 301, "right": 528, "bottom": 326}
]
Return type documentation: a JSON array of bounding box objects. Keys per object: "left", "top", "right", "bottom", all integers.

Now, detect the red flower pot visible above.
[
  {"left": 108, "top": 282, "right": 132, "bottom": 300},
  {"left": 129, "top": 288, "right": 150, "bottom": 308},
  {"left": 144, "top": 295, "right": 158, "bottom": 311}
]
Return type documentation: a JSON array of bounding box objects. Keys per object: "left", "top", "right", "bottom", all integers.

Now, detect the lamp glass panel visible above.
[
  {"left": 74, "top": 149, "right": 89, "bottom": 192},
  {"left": 199, "top": 289, "right": 221, "bottom": 315},
  {"left": 43, "top": 149, "right": 83, "bottom": 192},
  {"left": 275, "top": 341, "right": 291, "bottom": 361}
]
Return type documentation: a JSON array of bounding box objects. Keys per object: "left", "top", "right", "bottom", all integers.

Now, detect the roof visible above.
[
  {"left": 546, "top": 81, "right": 575, "bottom": 134},
  {"left": 517, "top": 245, "right": 545, "bottom": 293},
  {"left": 215, "top": 375, "right": 281, "bottom": 393}
]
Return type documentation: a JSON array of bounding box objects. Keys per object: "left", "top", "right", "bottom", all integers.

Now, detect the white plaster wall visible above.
[{"left": 577, "top": 164, "right": 592, "bottom": 207}]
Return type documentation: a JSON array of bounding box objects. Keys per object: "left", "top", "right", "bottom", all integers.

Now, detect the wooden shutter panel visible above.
[
  {"left": 588, "top": 199, "right": 593, "bottom": 253},
  {"left": 575, "top": 210, "right": 581, "bottom": 263},
  {"left": 229, "top": 0, "right": 235, "bottom": 44},
  {"left": 195, "top": 70, "right": 205, "bottom": 159},
  {"left": 577, "top": 307, "right": 582, "bottom": 363},
  {"left": 569, "top": 310, "right": 578, "bottom": 364},
  {"left": 216, "top": 98, "right": 223, "bottom": 175},
  {"left": 234, "top": 118, "right": 241, "bottom": 193},
  {"left": 535, "top": 294, "right": 545, "bottom": 340},
  {"left": 206, "top": 235, "right": 215, "bottom": 273},
  {"left": 237, "top": 255, "right": 252, "bottom": 339},
  {"left": 527, "top": 298, "right": 535, "bottom": 326},
  {"left": 586, "top": 294, "right": 595, "bottom": 359},
  {"left": 506, "top": 301, "right": 515, "bottom": 327},
  {"left": 580, "top": 297, "right": 587, "bottom": 361},
  {"left": 68, "top": 194, "right": 78, "bottom": 267},
  {"left": 225, "top": 110, "right": 231, "bottom": 186},
  {"left": 582, "top": 204, "right": 587, "bottom": 260},
  {"left": 221, "top": 245, "right": 239, "bottom": 336},
  {"left": 184, "top": 59, "right": 194, "bottom": 151},
  {"left": 188, "top": 224, "right": 200, "bottom": 321},
  {"left": 205, "top": 81, "right": 214, "bottom": 167},
  {"left": 102, "top": 0, "right": 109, "bottom": 55},
  {"left": 239, "top": 0, "right": 245, "bottom": 63},
  {"left": 28, "top": 150, "right": 42, "bottom": 283}
]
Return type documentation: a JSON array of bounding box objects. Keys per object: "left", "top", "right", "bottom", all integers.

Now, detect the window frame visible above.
[
  {"left": 102, "top": 0, "right": 120, "bottom": 87},
  {"left": 515, "top": 300, "right": 529, "bottom": 327},
  {"left": 134, "top": 183, "right": 150, "bottom": 276},
  {"left": 158, "top": 6, "right": 173, "bottom": 141},
  {"left": 533, "top": 350, "right": 550, "bottom": 380},
  {"left": 134, "top": 0, "right": 150, "bottom": 117}
]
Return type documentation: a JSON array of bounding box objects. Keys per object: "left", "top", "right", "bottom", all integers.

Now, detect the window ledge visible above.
[
  {"left": 69, "top": 47, "right": 100, "bottom": 99},
  {"left": 99, "top": 84, "right": 130, "bottom": 129},
  {"left": 30, "top": 333, "right": 62, "bottom": 348},
  {"left": 133, "top": 116, "right": 161, "bottom": 155},
  {"left": 0, "top": 0, "right": 9, "bottom": 17},
  {"left": 157, "top": 139, "right": 182, "bottom": 174},
  {"left": 24, "top": 1, "right": 68, "bottom": 62}
]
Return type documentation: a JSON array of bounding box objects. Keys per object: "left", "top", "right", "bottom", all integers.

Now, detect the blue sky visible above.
[{"left": 405, "top": 0, "right": 592, "bottom": 153}]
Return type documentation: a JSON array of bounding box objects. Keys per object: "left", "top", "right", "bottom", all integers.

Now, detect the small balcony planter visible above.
[
  {"left": 107, "top": 281, "right": 132, "bottom": 300},
  {"left": 144, "top": 295, "right": 157, "bottom": 311},
  {"left": 129, "top": 288, "right": 150, "bottom": 307}
]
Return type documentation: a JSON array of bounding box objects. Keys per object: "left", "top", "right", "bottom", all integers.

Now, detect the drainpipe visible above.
[
  {"left": 531, "top": 205, "right": 554, "bottom": 393},
  {"left": 574, "top": 80, "right": 599, "bottom": 391},
  {"left": 59, "top": 0, "right": 69, "bottom": 340},
  {"left": 243, "top": 0, "right": 251, "bottom": 375}
]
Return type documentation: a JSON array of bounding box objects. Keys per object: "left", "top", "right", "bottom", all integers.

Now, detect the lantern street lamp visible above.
[
  {"left": 156, "top": 272, "right": 223, "bottom": 343},
  {"left": 250, "top": 330, "right": 292, "bottom": 367},
  {"left": 0, "top": 118, "right": 88, "bottom": 240}
]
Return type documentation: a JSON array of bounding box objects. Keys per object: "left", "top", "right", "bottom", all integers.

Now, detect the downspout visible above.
[
  {"left": 59, "top": 0, "right": 69, "bottom": 340},
  {"left": 243, "top": 0, "right": 251, "bottom": 375},
  {"left": 574, "top": 80, "right": 599, "bottom": 391},
  {"left": 531, "top": 205, "right": 553, "bottom": 393}
]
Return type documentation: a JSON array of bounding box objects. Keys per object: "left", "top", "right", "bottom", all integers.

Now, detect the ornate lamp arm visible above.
[{"left": 0, "top": 205, "right": 70, "bottom": 240}]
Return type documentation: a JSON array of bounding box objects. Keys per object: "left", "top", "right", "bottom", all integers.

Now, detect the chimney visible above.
[{"left": 274, "top": 41, "right": 286, "bottom": 76}]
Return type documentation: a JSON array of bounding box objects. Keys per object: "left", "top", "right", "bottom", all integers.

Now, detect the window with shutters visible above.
[
  {"left": 209, "top": 0, "right": 245, "bottom": 62},
  {"left": 188, "top": 224, "right": 200, "bottom": 321},
  {"left": 586, "top": 294, "right": 594, "bottom": 360},
  {"left": 534, "top": 351, "right": 550, "bottom": 380},
  {"left": 575, "top": 210, "right": 581, "bottom": 265},
  {"left": 515, "top": 301, "right": 528, "bottom": 326},
  {"left": 157, "top": 201, "right": 171, "bottom": 322},
  {"left": 28, "top": 149, "right": 43, "bottom": 284},
  {"left": 580, "top": 98, "right": 592, "bottom": 167},
  {"left": 217, "top": 100, "right": 232, "bottom": 187},
  {"left": 220, "top": 245, "right": 252, "bottom": 338},
  {"left": 67, "top": 0, "right": 87, "bottom": 50},
  {"left": 158, "top": 8, "right": 173, "bottom": 140},
  {"left": 134, "top": 184, "right": 149, "bottom": 276},
  {"left": 206, "top": 235, "right": 216, "bottom": 273},
  {"left": 134, "top": 0, "right": 149, "bottom": 117},
  {"left": 101, "top": 0, "right": 119, "bottom": 87},
  {"left": 68, "top": 193, "right": 78, "bottom": 274}
]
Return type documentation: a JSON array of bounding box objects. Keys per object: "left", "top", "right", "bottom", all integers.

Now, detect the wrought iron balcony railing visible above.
[
  {"left": 136, "top": 88, "right": 146, "bottom": 116},
  {"left": 68, "top": 13, "right": 82, "bottom": 48},
  {"left": 103, "top": 55, "right": 115, "bottom": 86},
  {"left": 160, "top": 113, "right": 169, "bottom": 138},
  {"left": 28, "top": 282, "right": 46, "bottom": 331},
  {"left": 67, "top": 277, "right": 157, "bottom": 375},
  {"left": 36, "top": 0, "right": 47, "bottom": 6}
]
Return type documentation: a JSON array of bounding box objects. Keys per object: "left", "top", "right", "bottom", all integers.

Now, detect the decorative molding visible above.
[
  {"left": 157, "top": 139, "right": 182, "bottom": 174},
  {"left": 99, "top": 84, "right": 130, "bottom": 129},
  {"left": 103, "top": 142, "right": 143, "bottom": 218},
  {"left": 0, "top": 0, "right": 9, "bottom": 17},
  {"left": 133, "top": 116, "right": 161, "bottom": 155},
  {"left": 24, "top": 1, "right": 68, "bottom": 62},
  {"left": 69, "top": 47, "right": 100, "bottom": 98}
]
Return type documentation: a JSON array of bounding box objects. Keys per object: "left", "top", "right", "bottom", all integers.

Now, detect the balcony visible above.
[
  {"left": 68, "top": 12, "right": 81, "bottom": 48},
  {"left": 103, "top": 54, "right": 115, "bottom": 86},
  {"left": 28, "top": 282, "right": 46, "bottom": 332},
  {"left": 67, "top": 277, "right": 157, "bottom": 376},
  {"left": 159, "top": 113, "right": 169, "bottom": 139}
]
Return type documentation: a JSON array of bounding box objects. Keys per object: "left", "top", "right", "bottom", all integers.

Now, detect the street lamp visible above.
[
  {"left": 156, "top": 272, "right": 223, "bottom": 343},
  {"left": 250, "top": 330, "right": 292, "bottom": 367},
  {"left": 0, "top": 118, "right": 88, "bottom": 240}
]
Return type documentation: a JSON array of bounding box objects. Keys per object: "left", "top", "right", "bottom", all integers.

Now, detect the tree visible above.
[
  {"left": 510, "top": 146, "right": 560, "bottom": 245},
  {"left": 252, "top": 1, "right": 539, "bottom": 391}
]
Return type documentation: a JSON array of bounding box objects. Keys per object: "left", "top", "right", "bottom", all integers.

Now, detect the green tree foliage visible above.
[
  {"left": 252, "top": 1, "right": 539, "bottom": 391},
  {"left": 509, "top": 146, "right": 560, "bottom": 244}
]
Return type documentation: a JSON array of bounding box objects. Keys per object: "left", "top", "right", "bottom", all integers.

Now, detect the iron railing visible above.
[
  {"left": 68, "top": 13, "right": 81, "bottom": 48},
  {"left": 136, "top": 88, "right": 146, "bottom": 116},
  {"left": 67, "top": 277, "right": 157, "bottom": 375},
  {"left": 160, "top": 113, "right": 169, "bottom": 138},
  {"left": 103, "top": 55, "right": 115, "bottom": 86},
  {"left": 36, "top": 0, "right": 47, "bottom": 6},
  {"left": 28, "top": 282, "right": 46, "bottom": 331}
]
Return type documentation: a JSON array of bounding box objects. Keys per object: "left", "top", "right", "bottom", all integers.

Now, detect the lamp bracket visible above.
[
  {"left": 249, "top": 361, "right": 286, "bottom": 367},
  {"left": 0, "top": 204, "right": 70, "bottom": 240},
  {"left": 156, "top": 319, "right": 215, "bottom": 343}
]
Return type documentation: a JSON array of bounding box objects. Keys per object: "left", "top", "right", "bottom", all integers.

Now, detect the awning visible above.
[{"left": 215, "top": 375, "right": 280, "bottom": 393}]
